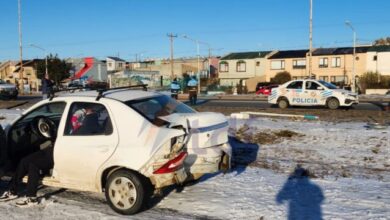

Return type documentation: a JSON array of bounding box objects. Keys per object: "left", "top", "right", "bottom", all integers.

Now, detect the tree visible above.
[
  {"left": 359, "top": 71, "right": 390, "bottom": 93},
  {"left": 271, "top": 71, "right": 292, "bottom": 84},
  {"left": 373, "top": 37, "right": 390, "bottom": 46},
  {"left": 36, "top": 54, "right": 72, "bottom": 84}
]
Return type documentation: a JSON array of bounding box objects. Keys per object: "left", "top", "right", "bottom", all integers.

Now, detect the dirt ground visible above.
[{"left": 195, "top": 105, "right": 390, "bottom": 123}]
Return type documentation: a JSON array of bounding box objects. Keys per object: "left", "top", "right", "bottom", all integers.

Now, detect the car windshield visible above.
[
  {"left": 124, "top": 95, "right": 196, "bottom": 126},
  {"left": 318, "top": 80, "right": 338, "bottom": 89}
]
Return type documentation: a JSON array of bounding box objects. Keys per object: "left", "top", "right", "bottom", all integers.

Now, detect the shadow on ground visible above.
[{"left": 276, "top": 166, "right": 324, "bottom": 220}]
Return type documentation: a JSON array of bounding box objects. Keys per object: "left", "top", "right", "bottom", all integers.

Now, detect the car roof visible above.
[{"left": 57, "top": 89, "right": 161, "bottom": 102}]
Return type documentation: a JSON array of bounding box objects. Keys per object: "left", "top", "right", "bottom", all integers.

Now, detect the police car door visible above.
[
  {"left": 302, "top": 81, "right": 326, "bottom": 106},
  {"left": 286, "top": 80, "right": 305, "bottom": 106}
]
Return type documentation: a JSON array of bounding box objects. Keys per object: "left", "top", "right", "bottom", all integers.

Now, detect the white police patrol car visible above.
[{"left": 268, "top": 79, "right": 358, "bottom": 109}]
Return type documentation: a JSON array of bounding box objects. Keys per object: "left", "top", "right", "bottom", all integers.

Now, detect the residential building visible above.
[
  {"left": 312, "top": 46, "right": 369, "bottom": 85},
  {"left": 70, "top": 57, "right": 108, "bottom": 85},
  {"left": 267, "top": 49, "right": 309, "bottom": 82},
  {"left": 1, "top": 60, "right": 42, "bottom": 91},
  {"left": 106, "top": 57, "right": 126, "bottom": 72},
  {"left": 366, "top": 45, "right": 390, "bottom": 75},
  {"left": 218, "top": 51, "right": 272, "bottom": 86}
]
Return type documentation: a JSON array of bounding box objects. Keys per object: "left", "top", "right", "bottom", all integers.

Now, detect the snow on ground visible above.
[
  {"left": 229, "top": 117, "right": 390, "bottom": 181},
  {"left": 0, "top": 109, "right": 389, "bottom": 219}
]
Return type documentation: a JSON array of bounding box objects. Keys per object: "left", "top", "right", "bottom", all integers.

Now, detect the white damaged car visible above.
[
  {"left": 0, "top": 86, "right": 231, "bottom": 215},
  {"left": 268, "top": 79, "right": 358, "bottom": 109}
]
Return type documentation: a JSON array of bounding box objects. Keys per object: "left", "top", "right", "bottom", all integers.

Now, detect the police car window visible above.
[
  {"left": 305, "top": 81, "right": 322, "bottom": 90},
  {"left": 65, "top": 102, "right": 113, "bottom": 136},
  {"left": 287, "top": 81, "right": 303, "bottom": 89}
]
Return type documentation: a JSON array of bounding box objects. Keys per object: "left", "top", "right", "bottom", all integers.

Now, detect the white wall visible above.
[{"left": 366, "top": 51, "right": 390, "bottom": 75}]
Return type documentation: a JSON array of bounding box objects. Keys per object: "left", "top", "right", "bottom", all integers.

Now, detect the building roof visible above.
[
  {"left": 220, "top": 51, "right": 271, "bottom": 60},
  {"left": 313, "top": 46, "right": 370, "bottom": 56},
  {"left": 107, "top": 56, "right": 126, "bottom": 62},
  {"left": 268, "top": 50, "right": 308, "bottom": 59},
  {"left": 367, "top": 45, "right": 390, "bottom": 52}
]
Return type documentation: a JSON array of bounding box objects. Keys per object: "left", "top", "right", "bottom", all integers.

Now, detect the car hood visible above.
[
  {"left": 0, "top": 109, "right": 23, "bottom": 131},
  {"left": 0, "top": 84, "right": 16, "bottom": 89},
  {"left": 159, "top": 112, "right": 228, "bottom": 130},
  {"left": 159, "top": 112, "right": 229, "bottom": 149},
  {"left": 331, "top": 89, "right": 358, "bottom": 96}
]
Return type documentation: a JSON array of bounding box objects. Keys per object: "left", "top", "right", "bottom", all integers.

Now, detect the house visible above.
[
  {"left": 366, "top": 45, "right": 390, "bottom": 75},
  {"left": 267, "top": 49, "right": 309, "bottom": 82},
  {"left": 106, "top": 57, "right": 126, "bottom": 72},
  {"left": 3, "top": 59, "right": 42, "bottom": 91},
  {"left": 311, "top": 46, "right": 370, "bottom": 85},
  {"left": 218, "top": 51, "right": 272, "bottom": 87},
  {"left": 69, "top": 57, "right": 108, "bottom": 86}
]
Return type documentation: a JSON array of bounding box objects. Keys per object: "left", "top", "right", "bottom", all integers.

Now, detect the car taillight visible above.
[{"left": 153, "top": 152, "right": 188, "bottom": 174}]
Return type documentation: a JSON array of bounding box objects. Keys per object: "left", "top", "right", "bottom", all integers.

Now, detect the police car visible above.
[{"left": 268, "top": 79, "right": 358, "bottom": 109}]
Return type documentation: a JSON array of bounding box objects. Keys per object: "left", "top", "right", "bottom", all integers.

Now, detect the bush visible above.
[
  {"left": 359, "top": 72, "right": 390, "bottom": 93},
  {"left": 271, "top": 71, "right": 292, "bottom": 84}
]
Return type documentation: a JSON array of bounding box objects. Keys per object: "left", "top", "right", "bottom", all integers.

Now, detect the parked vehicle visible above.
[
  {"left": 256, "top": 84, "right": 278, "bottom": 95},
  {"left": 255, "top": 82, "right": 274, "bottom": 92},
  {"left": 268, "top": 79, "right": 358, "bottom": 109},
  {"left": 0, "top": 86, "right": 231, "bottom": 215},
  {"left": 0, "top": 79, "right": 18, "bottom": 100}
]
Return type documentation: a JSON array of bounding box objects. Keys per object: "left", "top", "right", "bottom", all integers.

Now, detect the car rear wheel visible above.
[
  {"left": 327, "top": 98, "right": 340, "bottom": 110},
  {"left": 105, "top": 170, "right": 146, "bottom": 215},
  {"left": 278, "top": 98, "right": 289, "bottom": 109}
]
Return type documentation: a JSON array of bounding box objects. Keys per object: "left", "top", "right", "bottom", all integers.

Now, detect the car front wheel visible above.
[
  {"left": 105, "top": 170, "right": 146, "bottom": 215},
  {"left": 327, "top": 98, "right": 340, "bottom": 110}
]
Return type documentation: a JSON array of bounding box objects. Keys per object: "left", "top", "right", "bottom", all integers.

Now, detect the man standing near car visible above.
[
  {"left": 170, "top": 78, "right": 181, "bottom": 99},
  {"left": 187, "top": 75, "right": 198, "bottom": 105},
  {"left": 41, "top": 74, "right": 54, "bottom": 99}
]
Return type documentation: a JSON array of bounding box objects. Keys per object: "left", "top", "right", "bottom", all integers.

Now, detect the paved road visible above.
[
  {"left": 197, "top": 100, "right": 385, "bottom": 111},
  {"left": 1, "top": 95, "right": 386, "bottom": 112}
]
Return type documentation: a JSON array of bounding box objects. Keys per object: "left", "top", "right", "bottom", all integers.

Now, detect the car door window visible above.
[
  {"left": 287, "top": 81, "right": 303, "bottom": 89},
  {"left": 65, "top": 102, "right": 113, "bottom": 136},
  {"left": 305, "top": 81, "right": 322, "bottom": 90}
]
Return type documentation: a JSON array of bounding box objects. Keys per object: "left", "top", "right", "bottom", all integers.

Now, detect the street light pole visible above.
[
  {"left": 30, "top": 44, "right": 48, "bottom": 76},
  {"left": 17, "top": 0, "right": 24, "bottom": 94},
  {"left": 182, "top": 35, "right": 210, "bottom": 94},
  {"left": 345, "top": 21, "right": 356, "bottom": 93}
]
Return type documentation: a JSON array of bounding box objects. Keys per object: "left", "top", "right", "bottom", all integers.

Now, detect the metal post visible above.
[
  {"left": 308, "top": 0, "right": 313, "bottom": 78},
  {"left": 345, "top": 21, "right": 356, "bottom": 93},
  {"left": 18, "top": 0, "right": 24, "bottom": 94}
]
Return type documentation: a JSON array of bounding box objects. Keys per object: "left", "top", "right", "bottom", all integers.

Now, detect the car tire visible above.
[
  {"left": 278, "top": 98, "right": 289, "bottom": 109},
  {"left": 327, "top": 98, "right": 339, "bottom": 110},
  {"left": 105, "top": 170, "right": 147, "bottom": 215}
]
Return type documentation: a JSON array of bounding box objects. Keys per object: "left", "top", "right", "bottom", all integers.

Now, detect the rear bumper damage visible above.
[{"left": 149, "top": 167, "right": 187, "bottom": 189}]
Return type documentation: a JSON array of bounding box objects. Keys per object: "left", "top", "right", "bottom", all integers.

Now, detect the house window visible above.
[
  {"left": 293, "top": 59, "right": 306, "bottom": 69},
  {"left": 331, "top": 57, "right": 341, "bottom": 67},
  {"left": 118, "top": 63, "right": 123, "bottom": 68},
  {"left": 330, "top": 76, "right": 348, "bottom": 85},
  {"left": 271, "top": 60, "right": 285, "bottom": 70},
  {"left": 219, "top": 61, "right": 229, "bottom": 72},
  {"left": 108, "top": 63, "right": 112, "bottom": 67},
  {"left": 373, "top": 55, "right": 377, "bottom": 61},
  {"left": 236, "top": 60, "right": 246, "bottom": 72},
  {"left": 319, "top": 76, "right": 329, "bottom": 82},
  {"left": 319, "top": 58, "right": 328, "bottom": 68},
  {"left": 256, "top": 61, "right": 260, "bottom": 66}
]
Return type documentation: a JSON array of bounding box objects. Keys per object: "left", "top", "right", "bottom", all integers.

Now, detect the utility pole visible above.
[
  {"left": 18, "top": 0, "right": 24, "bottom": 94},
  {"left": 167, "top": 33, "right": 177, "bottom": 79},
  {"left": 345, "top": 21, "right": 356, "bottom": 93},
  {"left": 308, "top": 0, "right": 313, "bottom": 78}
]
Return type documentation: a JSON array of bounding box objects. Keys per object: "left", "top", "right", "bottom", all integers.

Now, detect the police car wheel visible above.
[
  {"left": 278, "top": 98, "right": 289, "bottom": 109},
  {"left": 327, "top": 98, "right": 339, "bottom": 110}
]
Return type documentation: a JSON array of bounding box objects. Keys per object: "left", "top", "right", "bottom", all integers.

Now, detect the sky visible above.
[{"left": 0, "top": 0, "right": 389, "bottom": 61}]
